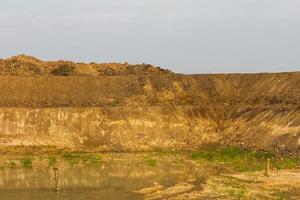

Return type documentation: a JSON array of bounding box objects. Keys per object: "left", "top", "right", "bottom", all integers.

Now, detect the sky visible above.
[{"left": 0, "top": 0, "right": 299, "bottom": 74}]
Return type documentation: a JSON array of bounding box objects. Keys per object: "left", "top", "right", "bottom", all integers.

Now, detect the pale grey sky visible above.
[{"left": 0, "top": 0, "right": 299, "bottom": 74}]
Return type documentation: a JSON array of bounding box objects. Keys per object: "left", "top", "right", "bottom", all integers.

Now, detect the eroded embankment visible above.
[
  {"left": 0, "top": 56, "right": 299, "bottom": 155},
  {"left": 0, "top": 105, "right": 299, "bottom": 155},
  {"left": 0, "top": 106, "right": 222, "bottom": 153}
]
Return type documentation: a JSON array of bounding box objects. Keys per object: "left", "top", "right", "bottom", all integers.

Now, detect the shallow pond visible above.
[
  {"left": 0, "top": 160, "right": 205, "bottom": 200},
  {"left": 1, "top": 152, "right": 298, "bottom": 199}
]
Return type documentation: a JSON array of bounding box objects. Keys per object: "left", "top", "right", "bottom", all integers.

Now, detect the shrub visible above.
[
  {"left": 51, "top": 64, "right": 75, "bottom": 76},
  {"left": 21, "top": 157, "right": 32, "bottom": 168}
]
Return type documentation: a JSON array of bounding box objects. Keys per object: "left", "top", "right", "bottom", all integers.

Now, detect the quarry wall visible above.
[{"left": 0, "top": 70, "right": 299, "bottom": 155}]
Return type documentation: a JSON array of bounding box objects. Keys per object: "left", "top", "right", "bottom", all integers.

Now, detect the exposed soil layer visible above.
[{"left": 0, "top": 55, "right": 299, "bottom": 155}]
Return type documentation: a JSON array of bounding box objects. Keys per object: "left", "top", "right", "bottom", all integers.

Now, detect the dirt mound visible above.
[
  {"left": 0, "top": 55, "right": 299, "bottom": 155},
  {"left": 0, "top": 54, "right": 172, "bottom": 76}
]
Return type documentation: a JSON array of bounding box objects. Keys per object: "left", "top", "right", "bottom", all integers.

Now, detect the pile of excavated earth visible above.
[{"left": 0, "top": 55, "right": 299, "bottom": 156}]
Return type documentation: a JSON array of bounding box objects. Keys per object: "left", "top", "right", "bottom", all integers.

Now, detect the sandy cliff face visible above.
[
  {"left": 0, "top": 55, "right": 299, "bottom": 155},
  {"left": 0, "top": 106, "right": 221, "bottom": 152}
]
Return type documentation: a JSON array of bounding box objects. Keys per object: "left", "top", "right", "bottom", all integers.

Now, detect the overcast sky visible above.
[{"left": 0, "top": 0, "right": 299, "bottom": 74}]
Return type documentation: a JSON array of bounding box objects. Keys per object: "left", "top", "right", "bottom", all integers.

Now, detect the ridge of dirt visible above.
[
  {"left": 0, "top": 54, "right": 172, "bottom": 76},
  {"left": 0, "top": 55, "right": 299, "bottom": 155}
]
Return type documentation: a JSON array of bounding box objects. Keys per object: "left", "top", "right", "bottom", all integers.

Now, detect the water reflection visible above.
[{"left": 0, "top": 161, "right": 201, "bottom": 200}]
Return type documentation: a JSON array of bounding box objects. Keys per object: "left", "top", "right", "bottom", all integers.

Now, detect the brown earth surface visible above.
[
  {"left": 0, "top": 55, "right": 299, "bottom": 155},
  {"left": 137, "top": 169, "right": 300, "bottom": 199}
]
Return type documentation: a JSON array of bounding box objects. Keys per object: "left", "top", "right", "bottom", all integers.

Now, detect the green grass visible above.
[
  {"left": 62, "top": 153, "right": 81, "bottom": 165},
  {"left": 191, "top": 147, "right": 246, "bottom": 161},
  {"left": 273, "top": 158, "right": 299, "bottom": 170},
  {"left": 48, "top": 156, "right": 57, "bottom": 166},
  {"left": 254, "top": 151, "right": 275, "bottom": 159},
  {"left": 143, "top": 158, "right": 157, "bottom": 166},
  {"left": 279, "top": 192, "right": 286, "bottom": 200},
  {"left": 62, "top": 153, "right": 101, "bottom": 166},
  {"left": 227, "top": 188, "right": 247, "bottom": 199},
  {"left": 83, "top": 154, "right": 101, "bottom": 165},
  {"left": 191, "top": 147, "right": 299, "bottom": 172},
  {"left": 191, "top": 151, "right": 215, "bottom": 161},
  {"left": 20, "top": 157, "right": 33, "bottom": 168}
]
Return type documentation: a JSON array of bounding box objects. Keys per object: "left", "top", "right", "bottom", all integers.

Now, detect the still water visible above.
[{"left": 0, "top": 161, "right": 204, "bottom": 200}]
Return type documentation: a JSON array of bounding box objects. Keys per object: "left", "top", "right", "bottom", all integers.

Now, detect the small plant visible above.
[
  {"left": 62, "top": 153, "right": 81, "bottom": 165},
  {"left": 21, "top": 157, "right": 33, "bottom": 168},
  {"left": 9, "top": 161, "right": 17, "bottom": 168},
  {"left": 87, "top": 155, "right": 101, "bottom": 165},
  {"left": 227, "top": 188, "right": 247, "bottom": 198},
  {"left": 191, "top": 146, "right": 246, "bottom": 162},
  {"left": 143, "top": 158, "right": 157, "bottom": 166},
  {"left": 273, "top": 158, "right": 298, "bottom": 170},
  {"left": 62, "top": 153, "right": 81, "bottom": 159},
  {"left": 51, "top": 64, "right": 75, "bottom": 76},
  {"left": 279, "top": 192, "right": 286, "bottom": 200},
  {"left": 191, "top": 151, "right": 214, "bottom": 161},
  {"left": 219, "top": 146, "right": 244, "bottom": 160},
  {"left": 254, "top": 151, "right": 275, "bottom": 159},
  {"left": 62, "top": 153, "right": 101, "bottom": 166},
  {"left": 48, "top": 157, "right": 57, "bottom": 166},
  {"left": 80, "top": 154, "right": 102, "bottom": 165}
]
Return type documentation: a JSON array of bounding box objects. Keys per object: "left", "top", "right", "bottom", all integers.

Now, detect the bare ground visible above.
[{"left": 136, "top": 170, "right": 300, "bottom": 200}]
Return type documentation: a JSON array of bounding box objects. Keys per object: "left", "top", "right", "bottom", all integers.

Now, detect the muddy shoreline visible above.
[{"left": 0, "top": 151, "right": 299, "bottom": 199}]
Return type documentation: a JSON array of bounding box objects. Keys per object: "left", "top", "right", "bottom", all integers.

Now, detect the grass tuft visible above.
[
  {"left": 62, "top": 153, "right": 101, "bottom": 166},
  {"left": 143, "top": 158, "right": 157, "bottom": 166},
  {"left": 21, "top": 157, "right": 33, "bottom": 168},
  {"left": 48, "top": 156, "right": 57, "bottom": 166},
  {"left": 191, "top": 147, "right": 299, "bottom": 172}
]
